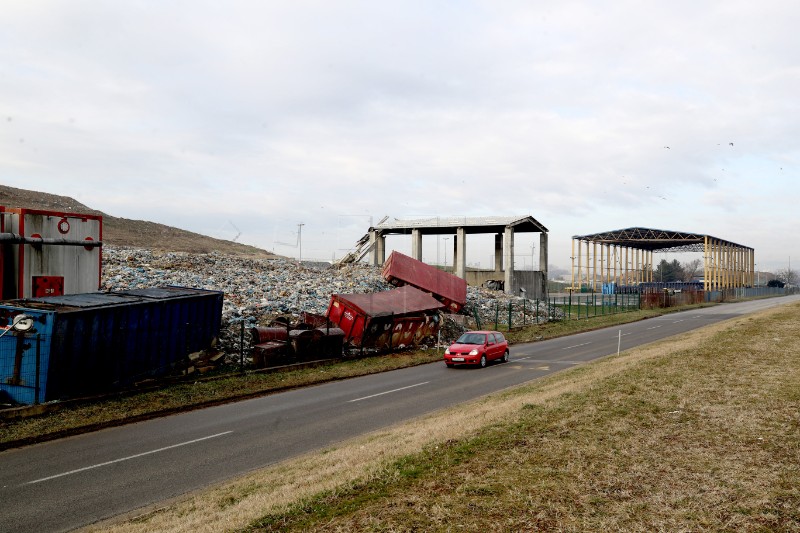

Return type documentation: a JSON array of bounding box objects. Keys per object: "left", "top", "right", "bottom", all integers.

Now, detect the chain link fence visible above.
[{"left": 462, "top": 293, "right": 642, "bottom": 331}]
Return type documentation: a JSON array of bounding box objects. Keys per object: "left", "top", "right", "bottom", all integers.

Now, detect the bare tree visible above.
[
  {"left": 682, "top": 258, "right": 702, "bottom": 282},
  {"left": 775, "top": 268, "right": 799, "bottom": 286}
]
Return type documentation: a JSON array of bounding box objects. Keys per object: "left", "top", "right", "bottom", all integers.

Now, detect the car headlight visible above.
[
  {"left": 469, "top": 349, "right": 479, "bottom": 355},
  {"left": 444, "top": 348, "right": 451, "bottom": 354}
]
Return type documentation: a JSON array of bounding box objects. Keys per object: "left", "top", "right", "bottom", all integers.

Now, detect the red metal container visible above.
[
  {"left": 381, "top": 251, "right": 467, "bottom": 312},
  {"left": 252, "top": 341, "right": 287, "bottom": 368},
  {"left": 250, "top": 326, "right": 289, "bottom": 345},
  {"left": 326, "top": 285, "right": 443, "bottom": 349}
]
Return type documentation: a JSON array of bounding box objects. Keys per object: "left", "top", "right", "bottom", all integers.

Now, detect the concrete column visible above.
[
  {"left": 494, "top": 234, "right": 503, "bottom": 273},
  {"left": 411, "top": 229, "right": 422, "bottom": 260},
  {"left": 455, "top": 227, "right": 467, "bottom": 279},
  {"left": 369, "top": 230, "right": 386, "bottom": 266},
  {"left": 368, "top": 230, "right": 379, "bottom": 266},
  {"left": 503, "top": 226, "right": 514, "bottom": 293},
  {"left": 376, "top": 232, "right": 386, "bottom": 266}
]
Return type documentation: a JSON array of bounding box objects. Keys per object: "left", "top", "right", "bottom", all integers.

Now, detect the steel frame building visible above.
[{"left": 570, "top": 227, "right": 754, "bottom": 291}]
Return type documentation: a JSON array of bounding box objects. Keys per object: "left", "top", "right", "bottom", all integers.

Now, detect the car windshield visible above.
[{"left": 455, "top": 333, "right": 486, "bottom": 345}]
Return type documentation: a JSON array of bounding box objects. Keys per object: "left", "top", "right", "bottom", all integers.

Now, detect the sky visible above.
[{"left": 2, "top": 1, "right": 799, "bottom": 274}]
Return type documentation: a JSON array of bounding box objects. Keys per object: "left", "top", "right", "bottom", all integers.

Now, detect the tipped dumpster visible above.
[
  {"left": 381, "top": 251, "right": 467, "bottom": 312},
  {"left": 326, "top": 285, "right": 443, "bottom": 350}
]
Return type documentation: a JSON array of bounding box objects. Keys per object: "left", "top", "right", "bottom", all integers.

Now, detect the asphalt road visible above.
[{"left": 2, "top": 295, "right": 798, "bottom": 532}]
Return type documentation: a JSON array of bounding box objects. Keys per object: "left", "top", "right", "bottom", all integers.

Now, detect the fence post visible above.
[
  {"left": 494, "top": 302, "right": 499, "bottom": 330},
  {"left": 472, "top": 307, "right": 482, "bottom": 330},
  {"left": 508, "top": 301, "right": 513, "bottom": 330},
  {"left": 568, "top": 293, "right": 572, "bottom": 320},
  {"left": 239, "top": 320, "right": 245, "bottom": 372},
  {"left": 523, "top": 298, "right": 527, "bottom": 327}
]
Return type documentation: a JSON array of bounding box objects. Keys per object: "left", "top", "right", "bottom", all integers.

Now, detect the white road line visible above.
[
  {"left": 348, "top": 382, "right": 429, "bottom": 403},
  {"left": 647, "top": 325, "right": 663, "bottom": 330},
  {"left": 562, "top": 342, "right": 591, "bottom": 350},
  {"left": 25, "top": 431, "right": 234, "bottom": 485},
  {"left": 525, "top": 359, "right": 584, "bottom": 365},
  {"left": 673, "top": 319, "right": 685, "bottom": 323}
]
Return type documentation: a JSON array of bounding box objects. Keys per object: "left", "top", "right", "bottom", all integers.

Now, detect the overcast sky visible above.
[{"left": 2, "top": 1, "right": 798, "bottom": 272}]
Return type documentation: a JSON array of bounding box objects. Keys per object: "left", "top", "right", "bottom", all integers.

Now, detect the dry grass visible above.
[{"left": 89, "top": 302, "right": 800, "bottom": 532}]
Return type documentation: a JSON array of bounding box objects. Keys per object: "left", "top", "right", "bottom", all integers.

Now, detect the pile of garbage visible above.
[{"left": 100, "top": 246, "right": 552, "bottom": 361}]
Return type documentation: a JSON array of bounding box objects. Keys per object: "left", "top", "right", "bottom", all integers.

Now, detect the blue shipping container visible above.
[{"left": 0, "top": 286, "right": 223, "bottom": 405}]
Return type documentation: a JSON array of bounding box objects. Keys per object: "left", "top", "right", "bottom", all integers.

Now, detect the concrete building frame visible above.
[{"left": 368, "top": 215, "right": 549, "bottom": 298}]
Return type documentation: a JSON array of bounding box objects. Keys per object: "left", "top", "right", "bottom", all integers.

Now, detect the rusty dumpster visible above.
[
  {"left": 381, "top": 251, "right": 467, "bottom": 312},
  {"left": 326, "top": 285, "right": 443, "bottom": 350}
]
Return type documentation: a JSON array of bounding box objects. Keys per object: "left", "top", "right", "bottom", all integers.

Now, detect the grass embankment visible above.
[
  {"left": 93, "top": 302, "right": 800, "bottom": 532},
  {"left": 1, "top": 308, "right": 671, "bottom": 448}
]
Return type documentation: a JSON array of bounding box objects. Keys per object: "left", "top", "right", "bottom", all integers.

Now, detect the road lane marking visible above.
[
  {"left": 673, "top": 319, "right": 685, "bottom": 323},
  {"left": 647, "top": 325, "right": 663, "bottom": 330},
  {"left": 562, "top": 342, "right": 591, "bottom": 350},
  {"left": 523, "top": 359, "right": 584, "bottom": 365},
  {"left": 25, "top": 431, "right": 234, "bottom": 485},
  {"left": 348, "top": 382, "right": 429, "bottom": 403}
]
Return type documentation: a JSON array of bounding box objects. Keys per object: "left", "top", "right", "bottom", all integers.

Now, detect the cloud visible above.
[{"left": 1, "top": 1, "right": 799, "bottom": 269}]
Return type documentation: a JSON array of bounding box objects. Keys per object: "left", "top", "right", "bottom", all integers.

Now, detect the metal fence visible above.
[
  {"left": 706, "top": 286, "right": 798, "bottom": 302},
  {"left": 465, "top": 293, "right": 642, "bottom": 331}
]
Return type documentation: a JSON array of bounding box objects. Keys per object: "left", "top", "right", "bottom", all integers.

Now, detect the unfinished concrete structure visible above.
[
  {"left": 571, "top": 227, "right": 755, "bottom": 291},
  {"left": 366, "top": 216, "right": 549, "bottom": 298}
]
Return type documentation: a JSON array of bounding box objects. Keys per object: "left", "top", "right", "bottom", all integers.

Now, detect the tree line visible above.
[{"left": 654, "top": 259, "right": 797, "bottom": 287}]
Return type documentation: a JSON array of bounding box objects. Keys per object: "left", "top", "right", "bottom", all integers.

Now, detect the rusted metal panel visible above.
[
  {"left": 316, "top": 326, "right": 345, "bottom": 358},
  {"left": 252, "top": 341, "right": 287, "bottom": 368},
  {"left": 326, "top": 285, "right": 443, "bottom": 349},
  {"left": 300, "top": 311, "right": 329, "bottom": 328},
  {"left": 250, "top": 326, "right": 289, "bottom": 345},
  {"left": 290, "top": 328, "right": 324, "bottom": 361},
  {"left": 381, "top": 251, "right": 467, "bottom": 312}
]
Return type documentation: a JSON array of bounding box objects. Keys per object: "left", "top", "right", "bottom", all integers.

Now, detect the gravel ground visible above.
[{"left": 100, "top": 246, "right": 552, "bottom": 361}]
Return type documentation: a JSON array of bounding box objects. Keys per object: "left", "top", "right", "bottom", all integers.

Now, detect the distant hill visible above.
[{"left": 0, "top": 185, "right": 279, "bottom": 256}]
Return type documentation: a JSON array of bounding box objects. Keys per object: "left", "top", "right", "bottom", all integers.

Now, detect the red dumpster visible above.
[
  {"left": 326, "top": 285, "right": 443, "bottom": 349},
  {"left": 381, "top": 251, "right": 467, "bottom": 312}
]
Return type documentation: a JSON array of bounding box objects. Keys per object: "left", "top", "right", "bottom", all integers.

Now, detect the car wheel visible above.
[
  {"left": 502, "top": 350, "right": 509, "bottom": 363},
  {"left": 479, "top": 354, "right": 487, "bottom": 368}
]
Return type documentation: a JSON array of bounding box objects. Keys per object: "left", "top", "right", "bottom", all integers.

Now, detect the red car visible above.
[{"left": 444, "top": 330, "right": 509, "bottom": 368}]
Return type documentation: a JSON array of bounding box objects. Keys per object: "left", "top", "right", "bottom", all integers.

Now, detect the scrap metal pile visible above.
[{"left": 101, "top": 247, "right": 549, "bottom": 366}]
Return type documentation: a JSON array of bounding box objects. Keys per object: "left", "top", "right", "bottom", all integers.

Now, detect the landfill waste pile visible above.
[{"left": 100, "top": 246, "right": 555, "bottom": 364}]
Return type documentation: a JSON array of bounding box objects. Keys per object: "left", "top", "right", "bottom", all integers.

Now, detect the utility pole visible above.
[{"left": 298, "top": 223, "right": 304, "bottom": 263}]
